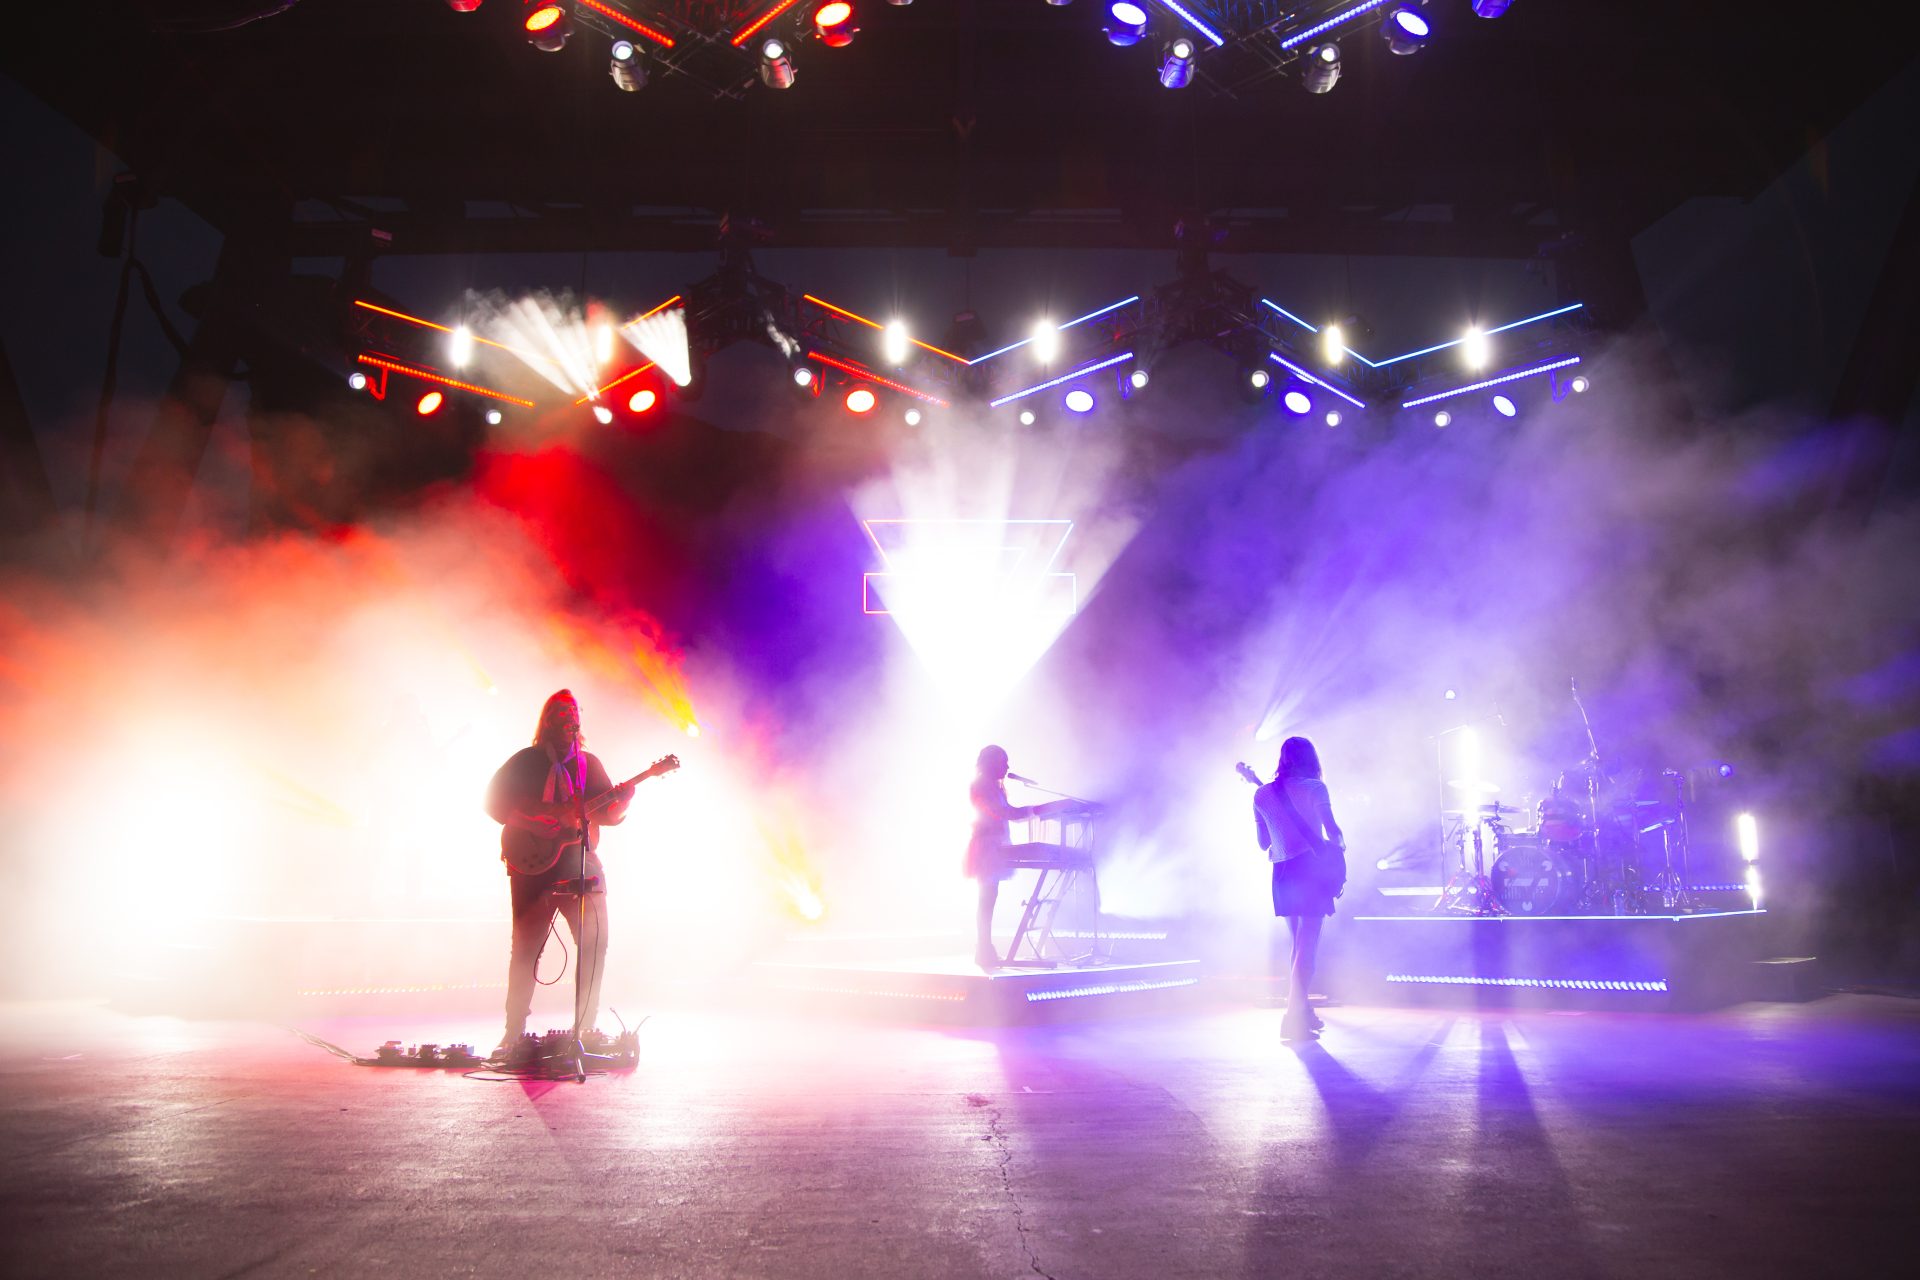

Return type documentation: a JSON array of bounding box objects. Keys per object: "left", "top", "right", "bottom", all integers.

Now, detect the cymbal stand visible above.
[
  {"left": 1436, "top": 814, "right": 1506, "bottom": 916},
  {"left": 1650, "top": 769, "right": 1698, "bottom": 913}
]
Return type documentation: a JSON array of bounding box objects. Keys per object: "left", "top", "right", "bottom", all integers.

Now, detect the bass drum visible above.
[{"left": 1492, "top": 838, "right": 1582, "bottom": 915}]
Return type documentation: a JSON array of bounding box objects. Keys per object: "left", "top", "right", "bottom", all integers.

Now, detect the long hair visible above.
[
  {"left": 976, "top": 744, "right": 1009, "bottom": 778},
  {"left": 1277, "top": 736, "right": 1322, "bottom": 781},
  {"left": 533, "top": 689, "right": 582, "bottom": 748}
]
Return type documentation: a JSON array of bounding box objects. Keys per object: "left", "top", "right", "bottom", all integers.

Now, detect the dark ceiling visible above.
[{"left": 7, "top": 2, "right": 1916, "bottom": 259}]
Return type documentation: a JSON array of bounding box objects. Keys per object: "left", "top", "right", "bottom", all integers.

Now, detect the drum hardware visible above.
[{"left": 1436, "top": 807, "right": 1507, "bottom": 916}]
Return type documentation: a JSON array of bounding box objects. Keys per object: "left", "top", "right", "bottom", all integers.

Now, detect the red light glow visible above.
[
  {"left": 806, "top": 351, "right": 950, "bottom": 407},
  {"left": 815, "top": 2, "right": 852, "bottom": 24},
  {"left": 356, "top": 354, "right": 537, "bottom": 407},
  {"left": 573, "top": 0, "right": 676, "bottom": 47},
  {"left": 845, "top": 388, "right": 877, "bottom": 414},
  {"left": 416, "top": 391, "right": 445, "bottom": 415},
  {"left": 524, "top": 4, "right": 564, "bottom": 32},
  {"left": 629, "top": 389, "right": 658, "bottom": 413},
  {"left": 732, "top": 0, "right": 800, "bottom": 47},
  {"left": 801, "top": 295, "right": 968, "bottom": 364}
]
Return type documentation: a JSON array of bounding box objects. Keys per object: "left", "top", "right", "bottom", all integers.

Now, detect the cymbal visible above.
[{"left": 1446, "top": 779, "right": 1501, "bottom": 794}]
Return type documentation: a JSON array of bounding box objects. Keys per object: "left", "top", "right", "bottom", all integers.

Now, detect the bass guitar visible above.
[
  {"left": 500, "top": 755, "right": 680, "bottom": 875},
  {"left": 1236, "top": 761, "right": 1347, "bottom": 892}
]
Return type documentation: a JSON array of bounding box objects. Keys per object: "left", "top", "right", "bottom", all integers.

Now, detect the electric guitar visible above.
[
  {"left": 500, "top": 755, "right": 680, "bottom": 875},
  {"left": 1237, "top": 761, "right": 1347, "bottom": 891}
]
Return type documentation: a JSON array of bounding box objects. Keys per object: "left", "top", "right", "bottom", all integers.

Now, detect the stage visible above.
[{"left": 3, "top": 994, "right": 1917, "bottom": 1277}]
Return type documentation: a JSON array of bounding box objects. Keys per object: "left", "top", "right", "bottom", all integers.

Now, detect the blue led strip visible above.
[
  {"left": 1268, "top": 351, "right": 1367, "bottom": 409},
  {"left": 1400, "top": 356, "right": 1581, "bottom": 410},
  {"left": 1060, "top": 295, "right": 1142, "bottom": 330},
  {"left": 989, "top": 351, "right": 1135, "bottom": 408},
  {"left": 1026, "top": 977, "right": 1200, "bottom": 1003},
  {"left": 1155, "top": 0, "right": 1226, "bottom": 47},
  {"left": 1386, "top": 974, "right": 1670, "bottom": 993},
  {"left": 1280, "top": 0, "right": 1387, "bottom": 51},
  {"left": 1373, "top": 302, "right": 1588, "bottom": 368},
  {"left": 1260, "top": 298, "right": 1319, "bottom": 334}
]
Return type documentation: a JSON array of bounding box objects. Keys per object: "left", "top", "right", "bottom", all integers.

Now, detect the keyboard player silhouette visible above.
[{"left": 965, "top": 745, "right": 1105, "bottom": 970}]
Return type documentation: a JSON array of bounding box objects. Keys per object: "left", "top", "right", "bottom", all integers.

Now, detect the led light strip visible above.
[
  {"left": 732, "top": 0, "right": 801, "bottom": 46},
  {"left": 576, "top": 0, "right": 675, "bottom": 47},
  {"left": 624, "top": 294, "right": 683, "bottom": 326},
  {"left": 1026, "top": 976, "right": 1200, "bottom": 1003},
  {"left": 1386, "top": 974, "right": 1669, "bottom": 992},
  {"left": 1060, "top": 295, "right": 1142, "bottom": 329},
  {"left": 1370, "top": 302, "right": 1588, "bottom": 368},
  {"left": 807, "top": 351, "right": 950, "bottom": 405},
  {"left": 1280, "top": 0, "right": 1386, "bottom": 50},
  {"left": 1155, "top": 0, "right": 1225, "bottom": 47},
  {"left": 1399, "top": 356, "right": 1582, "bottom": 410},
  {"left": 355, "top": 354, "right": 536, "bottom": 407},
  {"left": 971, "top": 296, "right": 1139, "bottom": 365},
  {"left": 988, "top": 351, "right": 1135, "bottom": 407},
  {"left": 1260, "top": 299, "right": 1319, "bottom": 333},
  {"left": 801, "top": 295, "right": 969, "bottom": 363},
  {"left": 353, "top": 300, "right": 560, "bottom": 369},
  {"left": 572, "top": 361, "right": 657, "bottom": 406},
  {"left": 1268, "top": 351, "right": 1367, "bottom": 409}
]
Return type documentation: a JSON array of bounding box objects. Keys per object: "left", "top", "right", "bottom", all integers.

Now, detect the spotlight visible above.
[
  {"left": 1030, "top": 319, "right": 1059, "bottom": 364},
  {"left": 1717, "top": 762, "right": 1736, "bottom": 778},
  {"left": 449, "top": 325, "right": 474, "bottom": 368},
  {"left": 904, "top": 407, "right": 923, "bottom": 426},
  {"left": 759, "top": 38, "right": 797, "bottom": 90},
  {"left": 629, "top": 388, "right": 657, "bottom": 413},
  {"left": 791, "top": 362, "right": 819, "bottom": 392},
  {"left": 883, "top": 319, "right": 910, "bottom": 365},
  {"left": 1159, "top": 37, "right": 1196, "bottom": 89},
  {"left": 1384, "top": 7, "right": 1431, "bottom": 55},
  {"left": 1018, "top": 409, "right": 1036, "bottom": 426},
  {"left": 1302, "top": 42, "right": 1341, "bottom": 94},
  {"left": 609, "top": 39, "right": 647, "bottom": 92},
  {"left": 346, "top": 371, "right": 368, "bottom": 391},
  {"left": 1325, "top": 410, "right": 1342, "bottom": 427},
  {"left": 813, "top": 2, "right": 857, "bottom": 47},
  {"left": 1239, "top": 366, "right": 1271, "bottom": 401},
  {"left": 1472, "top": 0, "right": 1515, "bottom": 16},
  {"left": 1320, "top": 321, "right": 1344, "bottom": 365},
  {"left": 1571, "top": 375, "right": 1590, "bottom": 394},
  {"left": 1434, "top": 409, "right": 1452, "bottom": 427},
  {"left": 845, "top": 387, "right": 877, "bottom": 414},
  {"left": 485, "top": 407, "right": 504, "bottom": 425},
  {"left": 1104, "top": 1, "right": 1148, "bottom": 46},
  {"left": 592, "top": 403, "right": 614, "bottom": 424},
  {"left": 1492, "top": 394, "right": 1517, "bottom": 417},
  {"left": 417, "top": 391, "right": 444, "bottom": 416},
  {"left": 1064, "top": 389, "right": 1095, "bottom": 414},
  {"left": 447, "top": 0, "right": 484, "bottom": 12},
  {"left": 523, "top": 2, "right": 571, "bottom": 52},
  {"left": 1444, "top": 688, "right": 1458, "bottom": 699},
  {"left": 1128, "top": 367, "right": 1149, "bottom": 390},
  {"left": 594, "top": 322, "right": 615, "bottom": 367},
  {"left": 1282, "top": 389, "right": 1312, "bottom": 415},
  {"left": 1461, "top": 326, "right": 1489, "bottom": 370}
]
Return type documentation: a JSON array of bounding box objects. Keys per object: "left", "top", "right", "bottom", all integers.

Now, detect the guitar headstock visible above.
[
  {"left": 1235, "top": 761, "right": 1263, "bottom": 786},
  {"left": 649, "top": 754, "right": 682, "bottom": 777}
]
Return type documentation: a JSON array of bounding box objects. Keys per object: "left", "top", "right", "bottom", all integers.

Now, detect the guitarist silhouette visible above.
[{"left": 485, "top": 689, "right": 678, "bottom": 1052}]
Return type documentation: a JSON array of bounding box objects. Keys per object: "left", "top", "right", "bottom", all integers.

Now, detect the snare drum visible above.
[{"left": 1492, "top": 842, "right": 1581, "bottom": 915}]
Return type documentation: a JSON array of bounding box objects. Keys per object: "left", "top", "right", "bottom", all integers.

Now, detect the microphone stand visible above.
[
  {"left": 1568, "top": 678, "right": 1615, "bottom": 914},
  {"left": 567, "top": 735, "right": 592, "bottom": 1083}
]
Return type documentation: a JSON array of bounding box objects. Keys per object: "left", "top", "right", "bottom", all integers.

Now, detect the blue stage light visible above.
[
  {"left": 1302, "top": 42, "right": 1341, "bottom": 93},
  {"left": 1105, "top": 2, "right": 1149, "bottom": 46},
  {"left": 1472, "top": 0, "right": 1515, "bottom": 16},
  {"left": 1717, "top": 762, "right": 1736, "bottom": 779},
  {"left": 1492, "top": 394, "right": 1517, "bottom": 417},
  {"left": 1159, "top": 37, "right": 1196, "bottom": 89},
  {"left": 1385, "top": 6, "right": 1431, "bottom": 54},
  {"left": 1283, "top": 389, "right": 1312, "bottom": 415},
  {"left": 1064, "top": 389, "right": 1096, "bottom": 414}
]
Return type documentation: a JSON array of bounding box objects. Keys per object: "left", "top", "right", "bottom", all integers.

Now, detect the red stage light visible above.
[
  {"left": 446, "top": 0, "right": 484, "bottom": 12},
  {"left": 524, "top": 3, "right": 563, "bottom": 29},
  {"left": 845, "top": 388, "right": 877, "bottom": 414},
  {"left": 417, "top": 391, "right": 445, "bottom": 415},
  {"left": 629, "top": 389, "right": 658, "bottom": 413},
  {"left": 814, "top": 1, "right": 857, "bottom": 47},
  {"left": 523, "top": 3, "right": 570, "bottom": 51}
]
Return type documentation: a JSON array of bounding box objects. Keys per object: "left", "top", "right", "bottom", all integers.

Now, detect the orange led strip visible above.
[
  {"left": 356, "top": 354, "right": 536, "bottom": 407},
  {"left": 352, "top": 300, "right": 560, "bottom": 370},
  {"left": 802, "top": 295, "right": 969, "bottom": 364},
  {"left": 806, "top": 351, "right": 949, "bottom": 407},
  {"left": 622, "top": 294, "right": 683, "bottom": 328},
  {"left": 732, "top": 0, "right": 800, "bottom": 47},
  {"left": 574, "top": 362, "right": 658, "bottom": 405},
  {"left": 576, "top": 0, "right": 676, "bottom": 47}
]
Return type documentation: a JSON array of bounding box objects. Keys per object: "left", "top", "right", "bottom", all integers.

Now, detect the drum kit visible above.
[{"left": 1435, "top": 683, "right": 1701, "bottom": 918}]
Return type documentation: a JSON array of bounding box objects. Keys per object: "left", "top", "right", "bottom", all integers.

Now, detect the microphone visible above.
[{"left": 1006, "top": 771, "right": 1038, "bottom": 785}]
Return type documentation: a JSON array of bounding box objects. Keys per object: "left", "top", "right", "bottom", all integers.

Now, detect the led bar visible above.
[
  {"left": 572, "top": 361, "right": 657, "bottom": 406},
  {"left": 1386, "top": 974, "right": 1670, "bottom": 992},
  {"left": 806, "top": 350, "right": 950, "bottom": 406},
  {"left": 626, "top": 293, "right": 683, "bottom": 324},
  {"left": 1025, "top": 977, "right": 1200, "bottom": 1002},
  {"left": 1260, "top": 298, "right": 1319, "bottom": 333},
  {"left": 1372, "top": 302, "right": 1589, "bottom": 368},
  {"left": 1268, "top": 351, "right": 1367, "bottom": 409},
  {"left": 801, "top": 295, "right": 969, "bottom": 363},
  {"left": 1280, "top": 0, "right": 1387, "bottom": 49},
  {"left": 1155, "top": 0, "right": 1225, "bottom": 47},
  {"left": 732, "top": 0, "right": 801, "bottom": 46},
  {"left": 355, "top": 354, "right": 536, "bottom": 407},
  {"left": 575, "top": 0, "right": 676, "bottom": 47},
  {"left": 1399, "top": 356, "right": 1582, "bottom": 410},
  {"left": 988, "top": 351, "right": 1134, "bottom": 407},
  {"left": 1060, "top": 295, "right": 1142, "bottom": 330}
]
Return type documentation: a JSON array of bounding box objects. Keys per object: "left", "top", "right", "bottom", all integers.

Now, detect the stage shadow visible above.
[{"left": 1469, "top": 1023, "right": 1601, "bottom": 1273}]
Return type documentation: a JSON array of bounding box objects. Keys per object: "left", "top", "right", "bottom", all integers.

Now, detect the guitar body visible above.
[
  {"left": 1237, "top": 761, "right": 1347, "bottom": 892},
  {"left": 499, "top": 755, "right": 680, "bottom": 876}
]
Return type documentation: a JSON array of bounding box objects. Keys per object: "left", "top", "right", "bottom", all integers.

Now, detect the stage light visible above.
[
  {"left": 846, "top": 387, "right": 877, "bottom": 414},
  {"left": 1492, "top": 394, "right": 1517, "bottom": 417},
  {"left": 629, "top": 388, "right": 657, "bottom": 413},
  {"left": 1064, "top": 389, "right": 1095, "bottom": 414},
  {"left": 609, "top": 39, "right": 647, "bottom": 91},
  {"left": 1325, "top": 410, "right": 1342, "bottom": 427},
  {"left": 1472, "top": 0, "right": 1515, "bottom": 15},
  {"left": 814, "top": 2, "right": 857, "bottom": 47},
  {"left": 447, "top": 0, "right": 484, "bottom": 12},
  {"left": 485, "top": 407, "right": 504, "bottom": 425},
  {"left": 792, "top": 363, "right": 818, "bottom": 390},
  {"left": 1105, "top": 2, "right": 1149, "bottom": 46},
  {"left": 1303, "top": 42, "right": 1341, "bottom": 93},
  {"left": 449, "top": 324, "right": 474, "bottom": 368},
  {"left": 1444, "top": 688, "right": 1458, "bottom": 700},
  {"left": 1384, "top": 6, "right": 1430, "bottom": 54},
  {"left": 904, "top": 408, "right": 922, "bottom": 426},
  {"left": 593, "top": 321, "right": 617, "bottom": 367},
  {"left": 592, "top": 403, "right": 614, "bottom": 424},
  {"left": 1031, "top": 319, "right": 1059, "bottom": 364},
  {"left": 523, "top": 3, "right": 571, "bottom": 52},
  {"left": 1159, "top": 37, "right": 1196, "bottom": 89},
  {"left": 759, "top": 38, "right": 797, "bottom": 89},
  {"left": 1321, "top": 321, "right": 1345, "bottom": 365},
  {"left": 1717, "top": 762, "right": 1736, "bottom": 779},
  {"left": 417, "top": 391, "right": 444, "bottom": 416},
  {"left": 1283, "top": 389, "right": 1312, "bottom": 415},
  {"left": 1571, "top": 375, "right": 1590, "bottom": 394},
  {"left": 883, "top": 319, "right": 910, "bottom": 365},
  {"left": 1129, "top": 367, "right": 1149, "bottom": 390},
  {"left": 1737, "top": 813, "right": 1759, "bottom": 862},
  {"left": 1018, "top": 409, "right": 1036, "bottom": 426},
  {"left": 346, "top": 371, "right": 368, "bottom": 391},
  {"left": 1461, "top": 326, "right": 1489, "bottom": 370},
  {"left": 1237, "top": 366, "right": 1271, "bottom": 402},
  {"left": 1434, "top": 409, "right": 1452, "bottom": 427}
]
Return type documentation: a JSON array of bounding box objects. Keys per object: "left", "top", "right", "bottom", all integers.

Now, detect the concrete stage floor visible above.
[{"left": 3, "top": 995, "right": 1917, "bottom": 1278}]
